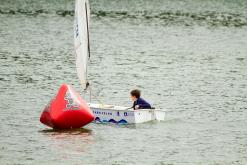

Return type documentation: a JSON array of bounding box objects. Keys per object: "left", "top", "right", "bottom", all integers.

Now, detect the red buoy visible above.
[{"left": 40, "top": 84, "right": 95, "bottom": 129}]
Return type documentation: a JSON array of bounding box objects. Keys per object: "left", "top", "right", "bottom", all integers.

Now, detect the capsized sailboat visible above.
[{"left": 74, "top": 0, "right": 165, "bottom": 124}]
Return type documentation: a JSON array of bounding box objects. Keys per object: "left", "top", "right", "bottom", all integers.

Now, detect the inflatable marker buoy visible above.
[{"left": 40, "top": 84, "right": 95, "bottom": 129}]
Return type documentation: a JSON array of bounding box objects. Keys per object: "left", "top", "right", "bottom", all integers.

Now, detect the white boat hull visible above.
[{"left": 88, "top": 103, "right": 166, "bottom": 124}]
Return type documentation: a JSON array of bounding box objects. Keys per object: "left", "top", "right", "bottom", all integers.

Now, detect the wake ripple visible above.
[{"left": 0, "top": 9, "right": 246, "bottom": 27}]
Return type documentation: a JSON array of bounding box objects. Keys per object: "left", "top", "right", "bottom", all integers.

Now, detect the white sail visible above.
[{"left": 74, "top": 0, "right": 90, "bottom": 90}]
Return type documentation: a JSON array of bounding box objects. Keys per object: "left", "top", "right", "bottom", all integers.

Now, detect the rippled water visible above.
[{"left": 0, "top": 0, "right": 247, "bottom": 164}]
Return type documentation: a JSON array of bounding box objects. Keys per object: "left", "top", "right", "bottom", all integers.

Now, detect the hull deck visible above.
[{"left": 88, "top": 103, "right": 166, "bottom": 124}]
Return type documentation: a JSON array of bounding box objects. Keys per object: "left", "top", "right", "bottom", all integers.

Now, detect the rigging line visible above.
[
  {"left": 88, "top": 85, "right": 104, "bottom": 105},
  {"left": 81, "top": 82, "right": 104, "bottom": 105},
  {"left": 89, "top": 84, "right": 92, "bottom": 103}
]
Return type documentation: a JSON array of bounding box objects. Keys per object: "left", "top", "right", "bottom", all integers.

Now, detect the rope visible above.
[{"left": 84, "top": 82, "right": 104, "bottom": 106}]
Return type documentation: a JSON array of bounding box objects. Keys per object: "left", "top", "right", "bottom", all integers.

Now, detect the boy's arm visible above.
[{"left": 131, "top": 101, "right": 137, "bottom": 109}]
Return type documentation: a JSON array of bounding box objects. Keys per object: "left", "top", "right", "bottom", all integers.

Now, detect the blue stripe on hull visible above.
[{"left": 94, "top": 117, "right": 128, "bottom": 124}]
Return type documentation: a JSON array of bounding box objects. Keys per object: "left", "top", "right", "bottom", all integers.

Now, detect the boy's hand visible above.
[{"left": 135, "top": 105, "right": 139, "bottom": 109}]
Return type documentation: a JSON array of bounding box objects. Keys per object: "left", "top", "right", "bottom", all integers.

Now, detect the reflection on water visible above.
[{"left": 40, "top": 128, "right": 94, "bottom": 156}]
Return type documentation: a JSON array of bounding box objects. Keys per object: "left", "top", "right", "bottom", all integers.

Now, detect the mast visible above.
[{"left": 85, "top": 1, "right": 91, "bottom": 59}]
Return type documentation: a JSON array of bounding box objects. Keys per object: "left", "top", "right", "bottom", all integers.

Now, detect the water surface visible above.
[{"left": 0, "top": 0, "right": 247, "bottom": 164}]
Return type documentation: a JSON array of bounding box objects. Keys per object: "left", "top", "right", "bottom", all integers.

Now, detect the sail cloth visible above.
[{"left": 74, "top": 0, "right": 90, "bottom": 90}]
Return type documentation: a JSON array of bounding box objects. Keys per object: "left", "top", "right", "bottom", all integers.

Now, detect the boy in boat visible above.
[{"left": 130, "top": 89, "right": 151, "bottom": 110}]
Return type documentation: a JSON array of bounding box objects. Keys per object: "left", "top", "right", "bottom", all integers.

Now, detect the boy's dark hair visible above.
[{"left": 130, "top": 89, "right": 141, "bottom": 98}]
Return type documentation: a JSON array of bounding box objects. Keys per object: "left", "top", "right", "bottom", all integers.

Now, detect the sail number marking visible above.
[{"left": 64, "top": 91, "right": 80, "bottom": 110}]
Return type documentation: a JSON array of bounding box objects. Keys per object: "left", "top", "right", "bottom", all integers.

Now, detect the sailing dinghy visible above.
[{"left": 74, "top": 0, "right": 165, "bottom": 124}]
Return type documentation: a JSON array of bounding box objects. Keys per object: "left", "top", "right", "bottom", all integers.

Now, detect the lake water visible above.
[{"left": 0, "top": 0, "right": 247, "bottom": 164}]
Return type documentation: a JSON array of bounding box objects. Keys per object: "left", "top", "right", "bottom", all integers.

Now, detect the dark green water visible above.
[{"left": 0, "top": 0, "right": 247, "bottom": 164}]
